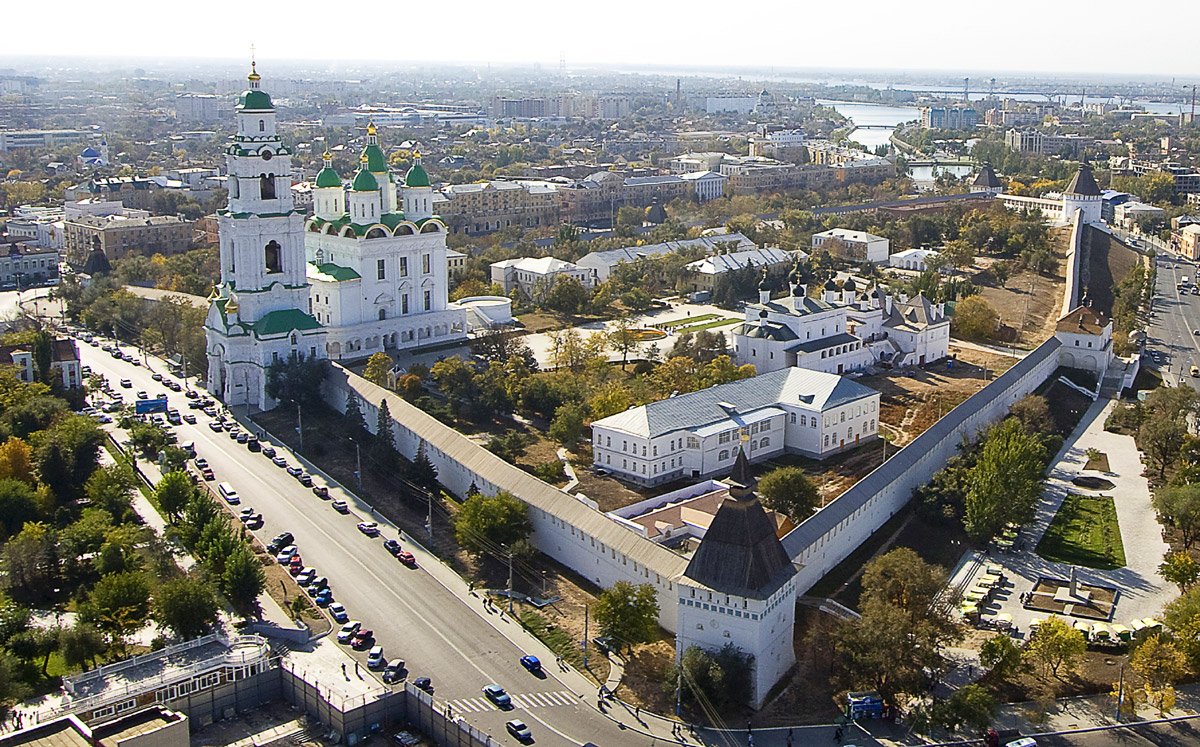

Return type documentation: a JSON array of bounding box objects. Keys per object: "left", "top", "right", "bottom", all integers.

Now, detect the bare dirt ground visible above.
[{"left": 973, "top": 226, "right": 1072, "bottom": 347}]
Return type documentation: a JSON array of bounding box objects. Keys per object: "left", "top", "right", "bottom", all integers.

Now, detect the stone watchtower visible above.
[
  {"left": 674, "top": 444, "right": 798, "bottom": 708},
  {"left": 1062, "top": 160, "right": 1103, "bottom": 225}
]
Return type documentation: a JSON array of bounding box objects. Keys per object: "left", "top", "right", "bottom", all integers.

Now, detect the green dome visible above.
[
  {"left": 363, "top": 144, "right": 387, "bottom": 173},
  {"left": 315, "top": 166, "right": 342, "bottom": 188},
  {"left": 237, "top": 89, "right": 273, "bottom": 111},
  {"left": 404, "top": 162, "right": 430, "bottom": 188},
  {"left": 352, "top": 168, "right": 379, "bottom": 192}
]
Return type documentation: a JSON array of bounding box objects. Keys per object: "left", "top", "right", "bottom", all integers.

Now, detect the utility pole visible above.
[
  {"left": 354, "top": 441, "right": 363, "bottom": 495},
  {"left": 425, "top": 491, "right": 432, "bottom": 542},
  {"left": 296, "top": 403, "right": 304, "bottom": 452},
  {"left": 583, "top": 603, "right": 589, "bottom": 670},
  {"left": 507, "top": 551, "right": 514, "bottom": 614},
  {"left": 676, "top": 670, "right": 682, "bottom": 718}
]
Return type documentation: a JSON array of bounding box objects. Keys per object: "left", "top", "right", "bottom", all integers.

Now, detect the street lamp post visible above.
[{"left": 296, "top": 404, "right": 304, "bottom": 453}]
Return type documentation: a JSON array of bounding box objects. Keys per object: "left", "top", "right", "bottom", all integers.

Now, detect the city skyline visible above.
[{"left": 3, "top": 0, "right": 1200, "bottom": 79}]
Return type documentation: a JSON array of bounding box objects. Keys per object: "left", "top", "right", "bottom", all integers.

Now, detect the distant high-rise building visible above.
[{"left": 175, "top": 93, "right": 223, "bottom": 123}]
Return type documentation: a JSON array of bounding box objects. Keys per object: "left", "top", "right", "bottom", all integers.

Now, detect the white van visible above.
[
  {"left": 217, "top": 482, "right": 240, "bottom": 504},
  {"left": 180, "top": 440, "right": 196, "bottom": 456}
]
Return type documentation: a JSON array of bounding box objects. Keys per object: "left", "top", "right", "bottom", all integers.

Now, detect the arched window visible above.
[
  {"left": 719, "top": 450, "right": 729, "bottom": 461},
  {"left": 761, "top": 437, "right": 770, "bottom": 448},
  {"left": 264, "top": 240, "right": 282, "bottom": 273},
  {"left": 260, "top": 174, "right": 276, "bottom": 200},
  {"left": 379, "top": 309, "right": 387, "bottom": 321},
  {"left": 259, "top": 120, "right": 265, "bottom": 131}
]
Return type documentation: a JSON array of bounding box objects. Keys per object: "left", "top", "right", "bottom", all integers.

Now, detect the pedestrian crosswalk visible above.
[{"left": 446, "top": 690, "right": 577, "bottom": 713}]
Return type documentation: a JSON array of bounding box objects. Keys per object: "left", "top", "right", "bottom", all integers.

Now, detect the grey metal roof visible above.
[
  {"left": 789, "top": 331, "right": 858, "bottom": 354},
  {"left": 593, "top": 367, "right": 878, "bottom": 439},
  {"left": 972, "top": 163, "right": 1002, "bottom": 188},
  {"left": 736, "top": 321, "right": 798, "bottom": 342},
  {"left": 331, "top": 367, "right": 690, "bottom": 579},
  {"left": 577, "top": 233, "right": 754, "bottom": 270},
  {"left": 748, "top": 295, "right": 836, "bottom": 316},
  {"left": 684, "top": 488, "right": 796, "bottom": 598},
  {"left": 781, "top": 336, "right": 1062, "bottom": 558}
]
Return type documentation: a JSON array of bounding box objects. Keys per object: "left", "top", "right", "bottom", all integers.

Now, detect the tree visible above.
[
  {"left": 979, "top": 634, "right": 1026, "bottom": 681},
  {"left": 1140, "top": 417, "right": 1188, "bottom": 477},
  {"left": 154, "top": 576, "right": 219, "bottom": 640},
  {"left": 264, "top": 352, "right": 329, "bottom": 408},
  {"left": 1131, "top": 634, "right": 1187, "bottom": 690},
  {"left": 58, "top": 622, "right": 106, "bottom": 672},
  {"left": 607, "top": 316, "right": 642, "bottom": 370},
  {"left": 408, "top": 440, "right": 439, "bottom": 491},
  {"left": 372, "top": 399, "right": 398, "bottom": 470},
  {"left": 34, "top": 414, "right": 105, "bottom": 500},
  {"left": 0, "top": 479, "right": 39, "bottom": 540},
  {"left": 84, "top": 463, "right": 137, "bottom": 520},
  {"left": 757, "top": 466, "right": 819, "bottom": 520},
  {"left": 430, "top": 356, "right": 478, "bottom": 404},
  {"left": 1160, "top": 550, "right": 1200, "bottom": 593},
  {"left": 1023, "top": 615, "right": 1086, "bottom": 680},
  {"left": 952, "top": 295, "right": 999, "bottom": 341},
  {"left": 548, "top": 403, "right": 586, "bottom": 447},
  {"left": 991, "top": 261, "right": 1011, "bottom": 288},
  {"left": 666, "top": 644, "right": 753, "bottom": 712},
  {"left": 124, "top": 419, "right": 176, "bottom": 461},
  {"left": 1153, "top": 484, "right": 1200, "bottom": 549},
  {"left": 965, "top": 418, "right": 1046, "bottom": 542},
  {"left": 589, "top": 382, "right": 633, "bottom": 420},
  {"left": 0, "top": 438, "right": 34, "bottom": 484},
  {"left": 344, "top": 391, "right": 369, "bottom": 441},
  {"left": 86, "top": 572, "right": 152, "bottom": 647},
  {"left": 2, "top": 522, "right": 59, "bottom": 602},
  {"left": 223, "top": 545, "right": 265, "bottom": 618},
  {"left": 593, "top": 581, "right": 660, "bottom": 651},
  {"left": 363, "top": 353, "right": 392, "bottom": 388},
  {"left": 1009, "top": 395, "right": 1053, "bottom": 436},
  {"left": 620, "top": 287, "right": 652, "bottom": 312},
  {"left": 544, "top": 276, "right": 588, "bottom": 316},
  {"left": 454, "top": 490, "right": 531, "bottom": 554},
  {"left": 154, "top": 471, "right": 194, "bottom": 523}
]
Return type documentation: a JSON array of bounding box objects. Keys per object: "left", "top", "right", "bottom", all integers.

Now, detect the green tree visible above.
[
  {"left": 544, "top": 276, "right": 588, "bottom": 316},
  {"left": 757, "top": 466, "right": 820, "bottom": 520},
  {"left": 154, "top": 576, "right": 219, "bottom": 640},
  {"left": 965, "top": 418, "right": 1046, "bottom": 542},
  {"left": 34, "top": 414, "right": 105, "bottom": 500},
  {"left": 935, "top": 684, "right": 995, "bottom": 735},
  {"left": 454, "top": 490, "right": 531, "bottom": 554},
  {"left": 430, "top": 356, "right": 478, "bottom": 404},
  {"left": 1159, "top": 551, "right": 1200, "bottom": 593},
  {"left": 548, "top": 403, "right": 586, "bottom": 447},
  {"left": 1023, "top": 615, "right": 1086, "bottom": 680},
  {"left": 620, "top": 287, "right": 652, "bottom": 312},
  {"left": 952, "top": 295, "right": 999, "bottom": 341},
  {"left": 58, "top": 622, "right": 106, "bottom": 671},
  {"left": 589, "top": 382, "right": 633, "bottom": 420},
  {"left": 1154, "top": 484, "right": 1200, "bottom": 549},
  {"left": 372, "top": 399, "right": 398, "bottom": 470},
  {"left": 363, "top": 353, "right": 392, "bottom": 388},
  {"left": 1141, "top": 417, "right": 1188, "bottom": 477},
  {"left": 154, "top": 471, "right": 194, "bottom": 523},
  {"left": 0, "top": 479, "right": 39, "bottom": 540},
  {"left": 85, "top": 572, "right": 152, "bottom": 647},
  {"left": 408, "top": 440, "right": 439, "bottom": 491},
  {"left": 344, "top": 391, "right": 369, "bottom": 441},
  {"left": 593, "top": 581, "right": 660, "bottom": 651},
  {"left": 1009, "top": 394, "right": 1053, "bottom": 436},
  {"left": 222, "top": 545, "right": 265, "bottom": 618},
  {"left": 264, "top": 351, "right": 329, "bottom": 408},
  {"left": 607, "top": 316, "right": 641, "bottom": 370},
  {"left": 979, "top": 634, "right": 1026, "bottom": 681},
  {"left": 0, "top": 437, "right": 35, "bottom": 484},
  {"left": 666, "top": 644, "right": 752, "bottom": 712},
  {"left": 84, "top": 463, "right": 137, "bottom": 520},
  {"left": 2, "top": 522, "right": 59, "bottom": 603}
]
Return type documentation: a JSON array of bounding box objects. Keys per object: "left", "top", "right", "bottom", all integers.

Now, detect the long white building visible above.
[{"left": 591, "top": 367, "right": 880, "bottom": 487}]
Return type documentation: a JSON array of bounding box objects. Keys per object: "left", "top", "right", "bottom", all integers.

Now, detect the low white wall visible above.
[{"left": 1062, "top": 208, "right": 1084, "bottom": 318}]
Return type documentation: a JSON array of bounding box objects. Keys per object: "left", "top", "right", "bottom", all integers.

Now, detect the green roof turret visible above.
[
  {"left": 404, "top": 152, "right": 430, "bottom": 188},
  {"left": 352, "top": 155, "right": 379, "bottom": 192},
  {"left": 315, "top": 149, "right": 341, "bottom": 188}
]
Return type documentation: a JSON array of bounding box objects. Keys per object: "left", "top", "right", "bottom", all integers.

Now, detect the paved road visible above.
[
  {"left": 1041, "top": 717, "right": 1200, "bottom": 745},
  {"left": 1145, "top": 253, "right": 1200, "bottom": 387},
  {"left": 77, "top": 341, "right": 654, "bottom": 747}
]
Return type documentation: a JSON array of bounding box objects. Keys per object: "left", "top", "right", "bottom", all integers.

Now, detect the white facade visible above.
[
  {"left": 205, "top": 67, "right": 327, "bottom": 409},
  {"left": 576, "top": 233, "right": 755, "bottom": 283},
  {"left": 888, "top": 247, "right": 940, "bottom": 272},
  {"left": 679, "top": 171, "right": 727, "bottom": 202},
  {"left": 590, "top": 367, "right": 880, "bottom": 487},
  {"left": 810, "top": 228, "right": 890, "bottom": 264},
  {"left": 490, "top": 256, "right": 594, "bottom": 298}
]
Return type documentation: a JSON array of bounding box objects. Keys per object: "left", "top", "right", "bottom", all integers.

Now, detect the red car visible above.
[
  {"left": 396, "top": 551, "right": 416, "bottom": 568},
  {"left": 351, "top": 629, "right": 374, "bottom": 649},
  {"left": 288, "top": 557, "right": 304, "bottom": 575}
]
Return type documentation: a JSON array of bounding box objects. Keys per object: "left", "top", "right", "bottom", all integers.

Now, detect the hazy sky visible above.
[{"left": 6, "top": 0, "right": 1199, "bottom": 79}]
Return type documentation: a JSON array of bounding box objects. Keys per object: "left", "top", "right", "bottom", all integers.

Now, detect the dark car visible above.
[
  {"left": 268, "top": 532, "right": 294, "bottom": 552},
  {"left": 383, "top": 539, "right": 402, "bottom": 555},
  {"left": 297, "top": 473, "right": 313, "bottom": 486},
  {"left": 312, "top": 485, "right": 329, "bottom": 499},
  {"left": 247, "top": 436, "right": 261, "bottom": 452},
  {"left": 350, "top": 629, "right": 374, "bottom": 649},
  {"left": 482, "top": 684, "right": 511, "bottom": 709},
  {"left": 261, "top": 445, "right": 277, "bottom": 458},
  {"left": 382, "top": 660, "right": 404, "bottom": 684},
  {"left": 412, "top": 677, "right": 432, "bottom": 692}
]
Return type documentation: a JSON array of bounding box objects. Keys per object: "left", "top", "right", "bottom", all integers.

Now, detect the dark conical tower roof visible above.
[
  {"left": 684, "top": 445, "right": 795, "bottom": 598},
  {"left": 81, "top": 236, "right": 111, "bottom": 276},
  {"left": 972, "top": 162, "right": 1002, "bottom": 189},
  {"left": 1065, "top": 161, "right": 1101, "bottom": 197}
]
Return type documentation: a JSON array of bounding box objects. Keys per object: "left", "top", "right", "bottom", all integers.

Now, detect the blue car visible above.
[
  {"left": 519, "top": 655, "right": 542, "bottom": 674},
  {"left": 314, "top": 589, "right": 333, "bottom": 606}
]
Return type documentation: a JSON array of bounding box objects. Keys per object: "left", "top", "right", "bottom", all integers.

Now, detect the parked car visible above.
[
  {"left": 268, "top": 533, "right": 294, "bottom": 552},
  {"left": 482, "top": 685, "right": 512, "bottom": 709},
  {"left": 272, "top": 456, "right": 288, "bottom": 468},
  {"left": 351, "top": 629, "right": 374, "bottom": 649},
  {"left": 357, "top": 521, "right": 379, "bottom": 537},
  {"left": 367, "top": 646, "right": 385, "bottom": 669},
  {"left": 336, "top": 621, "right": 361, "bottom": 644},
  {"left": 396, "top": 551, "right": 416, "bottom": 568},
  {"left": 332, "top": 500, "right": 349, "bottom": 513},
  {"left": 382, "top": 660, "right": 404, "bottom": 684},
  {"left": 275, "top": 545, "right": 298, "bottom": 564},
  {"left": 297, "top": 472, "right": 313, "bottom": 486},
  {"left": 312, "top": 485, "right": 329, "bottom": 499},
  {"left": 412, "top": 677, "right": 432, "bottom": 692},
  {"left": 295, "top": 568, "right": 316, "bottom": 586},
  {"left": 182, "top": 413, "right": 197, "bottom": 424},
  {"left": 286, "top": 465, "right": 303, "bottom": 477},
  {"left": 209, "top": 421, "right": 224, "bottom": 432},
  {"left": 261, "top": 445, "right": 277, "bottom": 458},
  {"left": 383, "top": 539, "right": 401, "bottom": 555},
  {"left": 120, "top": 379, "right": 132, "bottom": 388},
  {"left": 245, "top": 514, "right": 263, "bottom": 529},
  {"left": 328, "top": 602, "right": 349, "bottom": 623},
  {"left": 313, "top": 589, "right": 333, "bottom": 606}
]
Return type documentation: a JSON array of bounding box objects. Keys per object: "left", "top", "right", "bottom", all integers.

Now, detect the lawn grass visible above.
[
  {"left": 1037, "top": 493, "right": 1126, "bottom": 570},
  {"left": 672, "top": 317, "right": 741, "bottom": 333},
  {"left": 520, "top": 610, "right": 589, "bottom": 673},
  {"left": 661, "top": 314, "right": 719, "bottom": 328}
]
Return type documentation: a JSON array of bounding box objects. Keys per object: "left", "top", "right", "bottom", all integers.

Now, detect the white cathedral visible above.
[{"left": 205, "top": 66, "right": 466, "bottom": 408}]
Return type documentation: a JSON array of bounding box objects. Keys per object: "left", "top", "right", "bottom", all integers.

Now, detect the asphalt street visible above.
[
  {"left": 1146, "top": 253, "right": 1200, "bottom": 387},
  {"left": 76, "top": 340, "right": 654, "bottom": 747}
]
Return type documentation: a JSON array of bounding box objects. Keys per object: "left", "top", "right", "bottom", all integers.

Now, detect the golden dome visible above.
[
  {"left": 247, "top": 61, "right": 260, "bottom": 82},
  {"left": 367, "top": 120, "right": 377, "bottom": 136}
]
